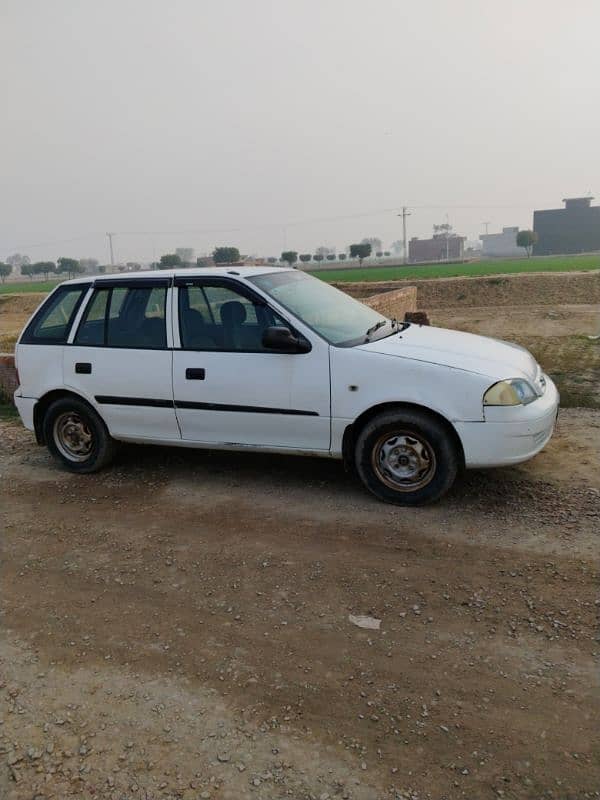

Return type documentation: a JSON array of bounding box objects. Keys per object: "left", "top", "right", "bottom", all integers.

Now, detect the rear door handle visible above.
[
  {"left": 185, "top": 368, "right": 205, "bottom": 380},
  {"left": 75, "top": 362, "right": 92, "bottom": 374}
]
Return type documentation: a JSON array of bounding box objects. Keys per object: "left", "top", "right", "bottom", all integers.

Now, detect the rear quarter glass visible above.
[{"left": 20, "top": 284, "right": 89, "bottom": 345}]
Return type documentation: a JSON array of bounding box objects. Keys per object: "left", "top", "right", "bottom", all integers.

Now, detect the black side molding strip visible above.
[
  {"left": 94, "top": 395, "right": 318, "bottom": 416},
  {"left": 95, "top": 396, "right": 173, "bottom": 408},
  {"left": 174, "top": 401, "right": 319, "bottom": 416}
]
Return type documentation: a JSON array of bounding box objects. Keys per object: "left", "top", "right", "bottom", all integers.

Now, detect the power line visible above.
[{"left": 1, "top": 199, "right": 551, "bottom": 255}]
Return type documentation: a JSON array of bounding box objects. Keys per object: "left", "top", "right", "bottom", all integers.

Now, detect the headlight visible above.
[{"left": 483, "top": 378, "right": 538, "bottom": 406}]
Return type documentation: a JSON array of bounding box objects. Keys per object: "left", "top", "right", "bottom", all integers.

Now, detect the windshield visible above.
[{"left": 249, "top": 270, "right": 393, "bottom": 346}]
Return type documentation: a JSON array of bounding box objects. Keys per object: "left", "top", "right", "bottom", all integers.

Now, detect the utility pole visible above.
[
  {"left": 397, "top": 207, "right": 411, "bottom": 264},
  {"left": 106, "top": 232, "right": 116, "bottom": 270}
]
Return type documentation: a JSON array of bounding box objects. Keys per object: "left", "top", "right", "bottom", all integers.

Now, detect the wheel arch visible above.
[
  {"left": 342, "top": 401, "right": 465, "bottom": 471},
  {"left": 33, "top": 389, "right": 99, "bottom": 445}
]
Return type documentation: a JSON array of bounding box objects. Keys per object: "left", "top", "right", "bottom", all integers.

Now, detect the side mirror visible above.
[{"left": 262, "top": 326, "right": 311, "bottom": 353}]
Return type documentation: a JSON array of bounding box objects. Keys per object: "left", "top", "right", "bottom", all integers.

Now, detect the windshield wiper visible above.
[
  {"left": 365, "top": 319, "right": 387, "bottom": 339},
  {"left": 365, "top": 318, "right": 411, "bottom": 341}
]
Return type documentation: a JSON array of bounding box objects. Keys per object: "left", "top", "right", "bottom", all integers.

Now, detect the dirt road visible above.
[{"left": 1, "top": 413, "right": 599, "bottom": 799}]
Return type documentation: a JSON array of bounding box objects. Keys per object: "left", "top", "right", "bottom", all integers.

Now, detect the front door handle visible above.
[
  {"left": 185, "top": 368, "right": 205, "bottom": 380},
  {"left": 75, "top": 362, "right": 92, "bottom": 374}
]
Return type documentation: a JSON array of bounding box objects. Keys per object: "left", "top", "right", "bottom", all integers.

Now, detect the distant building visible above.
[
  {"left": 241, "top": 256, "right": 267, "bottom": 266},
  {"left": 533, "top": 197, "right": 600, "bottom": 255},
  {"left": 479, "top": 226, "right": 522, "bottom": 258},
  {"left": 408, "top": 234, "right": 465, "bottom": 263}
]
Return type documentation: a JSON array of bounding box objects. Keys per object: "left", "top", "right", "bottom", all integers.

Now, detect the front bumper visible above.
[{"left": 455, "top": 376, "right": 559, "bottom": 468}]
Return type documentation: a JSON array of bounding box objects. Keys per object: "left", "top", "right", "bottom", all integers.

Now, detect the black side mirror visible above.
[{"left": 262, "top": 326, "right": 311, "bottom": 353}]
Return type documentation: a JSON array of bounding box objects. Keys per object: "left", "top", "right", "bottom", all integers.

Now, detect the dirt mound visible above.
[
  {"left": 0, "top": 293, "right": 46, "bottom": 351},
  {"left": 337, "top": 269, "right": 600, "bottom": 308},
  {"left": 0, "top": 292, "right": 46, "bottom": 315}
]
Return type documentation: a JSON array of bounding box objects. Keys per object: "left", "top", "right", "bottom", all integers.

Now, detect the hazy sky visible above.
[{"left": 2, "top": 0, "right": 599, "bottom": 264}]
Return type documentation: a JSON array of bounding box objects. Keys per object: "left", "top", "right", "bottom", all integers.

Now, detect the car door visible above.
[
  {"left": 64, "top": 278, "right": 180, "bottom": 441},
  {"left": 172, "top": 277, "right": 331, "bottom": 450}
]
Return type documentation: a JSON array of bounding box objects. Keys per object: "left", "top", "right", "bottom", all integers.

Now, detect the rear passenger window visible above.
[
  {"left": 74, "top": 290, "right": 108, "bottom": 345},
  {"left": 74, "top": 285, "right": 167, "bottom": 349},
  {"left": 21, "top": 285, "right": 88, "bottom": 344}
]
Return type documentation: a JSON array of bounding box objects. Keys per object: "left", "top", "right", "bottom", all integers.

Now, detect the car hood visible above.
[{"left": 358, "top": 325, "right": 538, "bottom": 380}]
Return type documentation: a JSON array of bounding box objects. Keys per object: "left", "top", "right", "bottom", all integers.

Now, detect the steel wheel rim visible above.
[
  {"left": 53, "top": 412, "right": 94, "bottom": 462},
  {"left": 371, "top": 430, "right": 436, "bottom": 492}
]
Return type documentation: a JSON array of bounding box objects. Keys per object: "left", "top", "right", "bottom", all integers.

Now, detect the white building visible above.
[{"left": 479, "top": 226, "right": 522, "bottom": 258}]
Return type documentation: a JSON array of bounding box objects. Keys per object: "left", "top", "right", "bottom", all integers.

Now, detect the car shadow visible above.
[{"left": 107, "top": 441, "right": 594, "bottom": 525}]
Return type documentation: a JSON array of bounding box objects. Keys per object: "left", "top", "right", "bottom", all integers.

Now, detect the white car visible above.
[{"left": 13, "top": 267, "right": 559, "bottom": 505}]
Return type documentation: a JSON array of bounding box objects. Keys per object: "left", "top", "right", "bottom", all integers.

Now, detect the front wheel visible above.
[
  {"left": 355, "top": 410, "right": 459, "bottom": 505},
  {"left": 43, "top": 397, "right": 117, "bottom": 473}
]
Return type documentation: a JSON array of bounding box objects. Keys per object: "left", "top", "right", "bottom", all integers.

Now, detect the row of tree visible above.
[
  {"left": 155, "top": 242, "right": 393, "bottom": 271},
  {"left": 281, "top": 243, "right": 390, "bottom": 267},
  {"left": 0, "top": 257, "right": 103, "bottom": 283}
]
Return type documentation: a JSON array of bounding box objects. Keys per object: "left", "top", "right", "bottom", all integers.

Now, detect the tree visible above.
[
  {"left": 313, "top": 254, "right": 324, "bottom": 263},
  {"left": 338, "top": 253, "right": 347, "bottom": 261},
  {"left": 299, "top": 254, "right": 312, "bottom": 263},
  {"left": 383, "top": 251, "right": 391, "bottom": 256},
  {"left": 315, "top": 246, "right": 333, "bottom": 258},
  {"left": 21, "top": 263, "right": 35, "bottom": 280},
  {"left": 267, "top": 257, "right": 278, "bottom": 264},
  {"left": 98, "top": 265, "right": 107, "bottom": 274},
  {"left": 159, "top": 253, "right": 182, "bottom": 268},
  {"left": 361, "top": 237, "right": 382, "bottom": 252},
  {"left": 0, "top": 262, "right": 12, "bottom": 283},
  {"left": 6, "top": 253, "right": 30, "bottom": 270},
  {"left": 375, "top": 251, "right": 383, "bottom": 258},
  {"left": 326, "top": 254, "right": 336, "bottom": 261},
  {"left": 390, "top": 240, "right": 403, "bottom": 255},
  {"left": 349, "top": 243, "right": 372, "bottom": 266},
  {"left": 56, "top": 257, "right": 83, "bottom": 278},
  {"left": 32, "top": 261, "right": 56, "bottom": 280},
  {"left": 281, "top": 251, "right": 298, "bottom": 267},
  {"left": 176, "top": 247, "right": 195, "bottom": 266},
  {"left": 516, "top": 229, "right": 538, "bottom": 258},
  {"left": 212, "top": 247, "right": 240, "bottom": 265}
]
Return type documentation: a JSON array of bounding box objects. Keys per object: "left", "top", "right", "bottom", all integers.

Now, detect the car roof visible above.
[{"left": 60, "top": 266, "right": 292, "bottom": 285}]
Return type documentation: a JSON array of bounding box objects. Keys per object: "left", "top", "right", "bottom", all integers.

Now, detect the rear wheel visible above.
[
  {"left": 355, "top": 409, "right": 459, "bottom": 505},
  {"left": 43, "top": 397, "right": 117, "bottom": 473}
]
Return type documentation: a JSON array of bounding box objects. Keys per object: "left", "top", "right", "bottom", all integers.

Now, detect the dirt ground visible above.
[
  {"left": 1, "top": 283, "right": 600, "bottom": 799},
  {"left": 1, "top": 408, "right": 599, "bottom": 800}
]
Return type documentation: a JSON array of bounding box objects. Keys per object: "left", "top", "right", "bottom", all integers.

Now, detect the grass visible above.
[
  {"left": 0, "top": 279, "right": 62, "bottom": 295},
  {"left": 0, "top": 388, "right": 18, "bottom": 419},
  {"left": 524, "top": 335, "right": 600, "bottom": 409},
  {"left": 309, "top": 254, "right": 600, "bottom": 283},
  {"left": 0, "top": 402, "right": 18, "bottom": 420}
]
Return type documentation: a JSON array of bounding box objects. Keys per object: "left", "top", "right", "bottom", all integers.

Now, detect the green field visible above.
[
  {"left": 308, "top": 254, "right": 600, "bottom": 283},
  {"left": 0, "top": 279, "right": 62, "bottom": 295}
]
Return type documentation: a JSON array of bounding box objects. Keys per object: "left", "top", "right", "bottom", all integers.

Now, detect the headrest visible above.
[{"left": 220, "top": 300, "right": 247, "bottom": 326}]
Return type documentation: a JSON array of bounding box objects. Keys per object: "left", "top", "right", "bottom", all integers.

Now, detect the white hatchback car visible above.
[{"left": 14, "top": 267, "right": 559, "bottom": 505}]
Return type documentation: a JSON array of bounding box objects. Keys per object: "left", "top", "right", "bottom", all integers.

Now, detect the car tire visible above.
[
  {"left": 354, "top": 409, "right": 459, "bottom": 505},
  {"left": 43, "top": 397, "right": 117, "bottom": 474}
]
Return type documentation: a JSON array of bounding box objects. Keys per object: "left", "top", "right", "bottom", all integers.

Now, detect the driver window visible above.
[{"left": 179, "top": 283, "right": 287, "bottom": 351}]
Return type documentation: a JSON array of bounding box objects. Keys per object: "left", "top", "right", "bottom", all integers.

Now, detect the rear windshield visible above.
[{"left": 20, "top": 285, "right": 89, "bottom": 345}]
